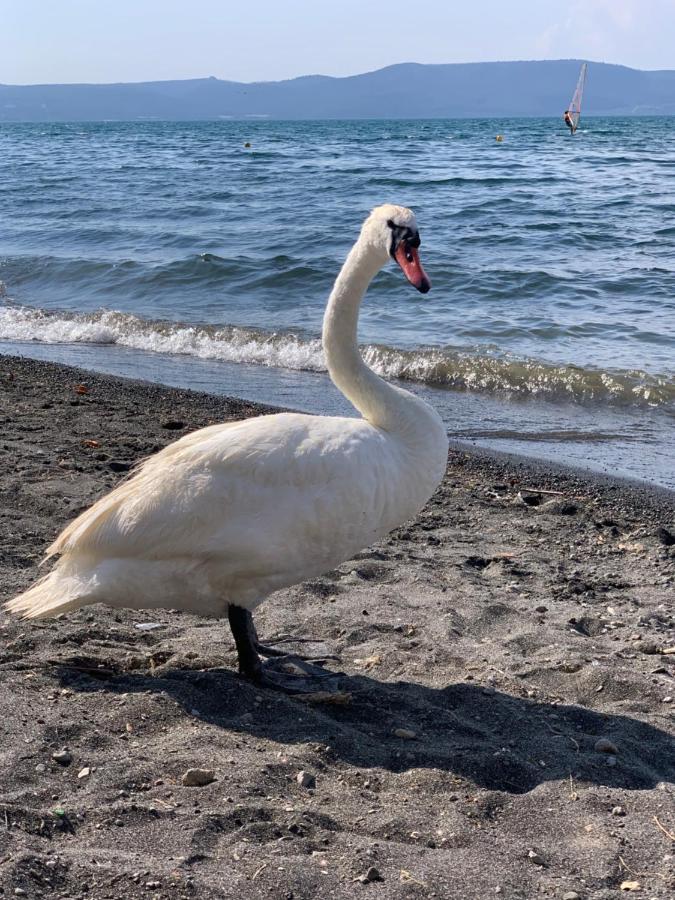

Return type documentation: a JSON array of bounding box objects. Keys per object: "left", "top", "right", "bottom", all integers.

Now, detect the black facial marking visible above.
[{"left": 387, "top": 219, "right": 421, "bottom": 258}]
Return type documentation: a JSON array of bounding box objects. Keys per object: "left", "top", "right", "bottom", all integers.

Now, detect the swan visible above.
[{"left": 6, "top": 205, "right": 449, "bottom": 691}]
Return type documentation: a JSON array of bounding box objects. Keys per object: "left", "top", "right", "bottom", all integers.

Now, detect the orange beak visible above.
[{"left": 394, "top": 243, "right": 431, "bottom": 294}]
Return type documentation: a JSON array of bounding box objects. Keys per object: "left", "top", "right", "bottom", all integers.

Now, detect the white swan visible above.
[{"left": 6, "top": 205, "right": 448, "bottom": 691}]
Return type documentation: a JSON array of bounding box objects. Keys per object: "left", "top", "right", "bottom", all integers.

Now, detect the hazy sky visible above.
[{"left": 3, "top": 0, "right": 674, "bottom": 84}]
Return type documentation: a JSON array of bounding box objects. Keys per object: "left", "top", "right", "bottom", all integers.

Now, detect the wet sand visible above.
[{"left": 1, "top": 355, "right": 673, "bottom": 900}]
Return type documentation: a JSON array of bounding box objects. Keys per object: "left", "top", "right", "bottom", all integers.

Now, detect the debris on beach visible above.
[{"left": 181, "top": 768, "right": 216, "bottom": 787}]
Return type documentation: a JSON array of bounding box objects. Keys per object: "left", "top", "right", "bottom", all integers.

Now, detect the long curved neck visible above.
[{"left": 322, "top": 239, "right": 417, "bottom": 432}]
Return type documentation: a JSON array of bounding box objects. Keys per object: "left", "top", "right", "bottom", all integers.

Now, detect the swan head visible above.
[{"left": 361, "top": 204, "right": 431, "bottom": 294}]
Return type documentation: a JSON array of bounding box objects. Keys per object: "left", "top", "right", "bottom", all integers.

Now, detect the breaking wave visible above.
[{"left": 1, "top": 303, "right": 673, "bottom": 410}]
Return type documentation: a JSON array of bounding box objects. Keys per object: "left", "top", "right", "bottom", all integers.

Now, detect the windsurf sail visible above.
[{"left": 567, "top": 63, "right": 587, "bottom": 133}]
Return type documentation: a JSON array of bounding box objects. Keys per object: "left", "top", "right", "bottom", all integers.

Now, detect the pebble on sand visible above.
[
  {"left": 594, "top": 738, "right": 619, "bottom": 754},
  {"left": 296, "top": 770, "right": 316, "bottom": 789},
  {"left": 181, "top": 768, "right": 216, "bottom": 787},
  {"left": 562, "top": 893, "right": 580, "bottom": 900},
  {"left": 52, "top": 750, "right": 72, "bottom": 766},
  {"left": 357, "top": 866, "right": 383, "bottom": 883},
  {"left": 77, "top": 767, "right": 91, "bottom": 779},
  {"left": 619, "top": 881, "right": 641, "bottom": 892},
  {"left": 393, "top": 728, "right": 417, "bottom": 740}
]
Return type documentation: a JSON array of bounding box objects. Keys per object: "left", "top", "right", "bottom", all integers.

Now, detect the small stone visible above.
[
  {"left": 161, "top": 420, "right": 186, "bottom": 430},
  {"left": 662, "top": 696, "right": 673, "bottom": 703},
  {"left": 358, "top": 867, "right": 383, "bottom": 883},
  {"left": 517, "top": 491, "right": 542, "bottom": 507},
  {"left": 296, "top": 770, "right": 316, "bottom": 789},
  {"left": 35, "top": 763, "right": 46, "bottom": 774},
  {"left": 606, "top": 756, "right": 617, "bottom": 767},
  {"left": 557, "top": 502, "right": 578, "bottom": 515},
  {"left": 14, "top": 890, "right": 26, "bottom": 896},
  {"left": 535, "top": 605, "right": 548, "bottom": 613},
  {"left": 619, "top": 881, "right": 641, "bottom": 892},
  {"left": 527, "top": 850, "right": 545, "bottom": 866},
  {"left": 562, "top": 893, "right": 580, "bottom": 900},
  {"left": 594, "top": 738, "right": 618, "bottom": 754},
  {"left": 52, "top": 750, "right": 72, "bottom": 766},
  {"left": 611, "top": 805, "right": 626, "bottom": 816},
  {"left": 393, "top": 728, "right": 417, "bottom": 740},
  {"left": 77, "top": 767, "right": 91, "bottom": 779},
  {"left": 181, "top": 768, "right": 215, "bottom": 787},
  {"left": 145, "top": 881, "right": 161, "bottom": 889},
  {"left": 108, "top": 460, "right": 131, "bottom": 473}
]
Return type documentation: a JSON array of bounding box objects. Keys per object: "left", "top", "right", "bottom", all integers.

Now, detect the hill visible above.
[{"left": 2, "top": 59, "right": 675, "bottom": 121}]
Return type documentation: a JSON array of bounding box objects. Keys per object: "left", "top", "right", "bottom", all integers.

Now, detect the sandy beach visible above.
[{"left": 0, "top": 354, "right": 673, "bottom": 900}]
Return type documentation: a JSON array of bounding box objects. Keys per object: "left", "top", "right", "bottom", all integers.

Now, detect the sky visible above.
[{"left": 2, "top": 0, "right": 675, "bottom": 84}]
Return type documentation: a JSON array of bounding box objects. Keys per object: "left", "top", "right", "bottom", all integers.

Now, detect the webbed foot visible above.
[
  {"left": 254, "top": 656, "right": 345, "bottom": 694},
  {"left": 254, "top": 639, "right": 339, "bottom": 662}
]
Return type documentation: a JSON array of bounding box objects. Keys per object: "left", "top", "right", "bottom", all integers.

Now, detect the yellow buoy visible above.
[{"left": 495, "top": 135, "right": 503, "bottom": 142}]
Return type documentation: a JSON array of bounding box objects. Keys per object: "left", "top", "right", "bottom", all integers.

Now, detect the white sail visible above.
[{"left": 568, "top": 63, "right": 587, "bottom": 132}]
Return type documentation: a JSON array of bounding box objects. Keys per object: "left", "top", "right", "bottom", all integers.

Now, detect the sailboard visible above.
[{"left": 566, "top": 63, "right": 587, "bottom": 134}]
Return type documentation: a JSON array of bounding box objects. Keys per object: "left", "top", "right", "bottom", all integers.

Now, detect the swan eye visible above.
[{"left": 388, "top": 221, "right": 417, "bottom": 258}]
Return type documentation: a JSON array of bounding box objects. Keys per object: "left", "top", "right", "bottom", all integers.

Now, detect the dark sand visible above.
[{"left": 1, "top": 355, "right": 673, "bottom": 900}]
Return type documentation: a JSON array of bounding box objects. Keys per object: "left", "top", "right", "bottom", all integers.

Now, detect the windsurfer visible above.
[{"left": 563, "top": 110, "right": 575, "bottom": 134}]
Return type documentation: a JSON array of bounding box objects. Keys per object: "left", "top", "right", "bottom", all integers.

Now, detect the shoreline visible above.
[
  {"left": 1, "top": 353, "right": 674, "bottom": 899},
  {"left": 0, "top": 342, "right": 675, "bottom": 502}
]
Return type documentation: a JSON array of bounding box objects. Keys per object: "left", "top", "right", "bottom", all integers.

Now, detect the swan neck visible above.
[{"left": 322, "top": 240, "right": 403, "bottom": 428}]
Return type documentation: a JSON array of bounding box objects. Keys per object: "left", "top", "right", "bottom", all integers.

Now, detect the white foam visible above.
[
  {"left": 1, "top": 303, "right": 672, "bottom": 408},
  {"left": 0, "top": 304, "right": 326, "bottom": 372},
  {"left": 0, "top": 305, "right": 118, "bottom": 344}
]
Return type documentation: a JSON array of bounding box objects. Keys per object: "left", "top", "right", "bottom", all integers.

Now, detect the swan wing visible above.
[{"left": 47, "top": 413, "right": 401, "bottom": 571}]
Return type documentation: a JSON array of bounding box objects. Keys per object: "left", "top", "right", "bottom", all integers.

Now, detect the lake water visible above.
[{"left": 1, "top": 118, "right": 674, "bottom": 488}]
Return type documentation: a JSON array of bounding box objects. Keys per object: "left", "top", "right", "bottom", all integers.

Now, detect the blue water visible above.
[{"left": 1, "top": 118, "right": 674, "bottom": 488}]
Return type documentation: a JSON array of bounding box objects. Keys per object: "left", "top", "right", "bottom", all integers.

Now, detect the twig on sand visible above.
[
  {"left": 619, "top": 855, "right": 639, "bottom": 875},
  {"left": 568, "top": 774, "right": 578, "bottom": 801},
  {"left": 653, "top": 815, "right": 675, "bottom": 842},
  {"left": 619, "top": 854, "right": 666, "bottom": 881},
  {"left": 296, "top": 691, "right": 352, "bottom": 705},
  {"left": 400, "top": 870, "right": 427, "bottom": 887},
  {"left": 521, "top": 487, "right": 566, "bottom": 496},
  {"left": 251, "top": 863, "right": 267, "bottom": 881}
]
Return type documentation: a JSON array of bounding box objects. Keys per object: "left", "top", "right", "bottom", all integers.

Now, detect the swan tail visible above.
[
  {"left": 45, "top": 488, "right": 130, "bottom": 559},
  {"left": 5, "top": 566, "right": 96, "bottom": 619}
]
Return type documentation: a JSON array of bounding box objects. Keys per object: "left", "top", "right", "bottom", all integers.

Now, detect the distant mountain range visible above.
[{"left": 2, "top": 60, "right": 675, "bottom": 121}]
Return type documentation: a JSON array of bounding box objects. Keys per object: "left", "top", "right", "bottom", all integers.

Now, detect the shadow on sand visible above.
[{"left": 56, "top": 656, "right": 674, "bottom": 795}]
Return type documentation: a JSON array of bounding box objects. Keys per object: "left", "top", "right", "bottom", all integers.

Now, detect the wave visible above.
[{"left": 1, "top": 303, "right": 673, "bottom": 410}]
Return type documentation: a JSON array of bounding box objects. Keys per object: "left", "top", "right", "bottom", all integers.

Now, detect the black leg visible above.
[
  {"left": 227, "top": 604, "right": 262, "bottom": 679},
  {"left": 227, "top": 604, "right": 345, "bottom": 694}
]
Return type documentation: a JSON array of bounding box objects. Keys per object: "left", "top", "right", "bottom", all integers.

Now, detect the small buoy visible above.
[
  {"left": 244, "top": 141, "right": 251, "bottom": 148},
  {"left": 495, "top": 135, "right": 503, "bottom": 142}
]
